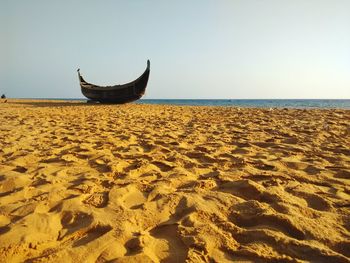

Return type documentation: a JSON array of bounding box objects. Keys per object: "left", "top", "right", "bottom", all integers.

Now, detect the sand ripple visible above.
[{"left": 0, "top": 100, "right": 349, "bottom": 262}]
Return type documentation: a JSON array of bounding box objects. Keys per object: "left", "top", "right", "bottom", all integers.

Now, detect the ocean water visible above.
[
  {"left": 136, "top": 99, "right": 350, "bottom": 109},
  {"left": 28, "top": 98, "right": 350, "bottom": 109}
]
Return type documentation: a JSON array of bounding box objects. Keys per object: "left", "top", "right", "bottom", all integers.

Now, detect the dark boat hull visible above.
[{"left": 78, "top": 60, "right": 150, "bottom": 104}]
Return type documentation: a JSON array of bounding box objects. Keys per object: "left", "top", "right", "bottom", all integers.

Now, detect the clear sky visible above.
[{"left": 1, "top": 0, "right": 350, "bottom": 99}]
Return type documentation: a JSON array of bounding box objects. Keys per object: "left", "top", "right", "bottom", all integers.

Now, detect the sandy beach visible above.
[{"left": 0, "top": 99, "right": 349, "bottom": 262}]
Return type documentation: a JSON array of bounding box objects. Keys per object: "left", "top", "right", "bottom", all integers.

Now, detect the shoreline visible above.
[{"left": 2, "top": 98, "right": 350, "bottom": 110}]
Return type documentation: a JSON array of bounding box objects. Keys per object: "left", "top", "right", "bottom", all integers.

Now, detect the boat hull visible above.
[{"left": 78, "top": 60, "right": 150, "bottom": 104}]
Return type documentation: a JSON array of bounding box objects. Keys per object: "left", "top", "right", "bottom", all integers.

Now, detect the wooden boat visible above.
[{"left": 78, "top": 60, "right": 150, "bottom": 103}]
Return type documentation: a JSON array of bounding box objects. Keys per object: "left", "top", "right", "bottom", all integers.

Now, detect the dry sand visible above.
[{"left": 0, "top": 99, "right": 349, "bottom": 262}]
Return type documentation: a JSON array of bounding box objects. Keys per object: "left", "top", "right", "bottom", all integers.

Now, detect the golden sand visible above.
[{"left": 0, "top": 99, "right": 349, "bottom": 262}]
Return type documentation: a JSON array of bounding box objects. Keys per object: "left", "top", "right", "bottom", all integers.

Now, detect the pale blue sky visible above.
[{"left": 1, "top": 0, "right": 350, "bottom": 99}]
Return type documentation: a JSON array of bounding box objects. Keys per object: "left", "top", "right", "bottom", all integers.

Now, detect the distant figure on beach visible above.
[{"left": 1, "top": 94, "right": 5, "bottom": 99}]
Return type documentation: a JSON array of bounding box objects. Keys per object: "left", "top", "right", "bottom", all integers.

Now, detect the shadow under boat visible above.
[{"left": 9, "top": 100, "right": 142, "bottom": 108}]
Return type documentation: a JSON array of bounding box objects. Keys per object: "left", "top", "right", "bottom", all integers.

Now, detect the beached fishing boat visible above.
[{"left": 78, "top": 60, "right": 150, "bottom": 103}]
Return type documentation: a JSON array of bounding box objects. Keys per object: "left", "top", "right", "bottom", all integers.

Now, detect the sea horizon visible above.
[{"left": 11, "top": 98, "right": 350, "bottom": 109}]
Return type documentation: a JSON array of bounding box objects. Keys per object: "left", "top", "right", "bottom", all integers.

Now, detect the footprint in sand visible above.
[
  {"left": 88, "top": 158, "right": 112, "bottom": 173},
  {"left": 59, "top": 211, "right": 93, "bottom": 239},
  {"left": 186, "top": 151, "right": 216, "bottom": 164},
  {"left": 108, "top": 184, "right": 147, "bottom": 210},
  {"left": 72, "top": 224, "right": 112, "bottom": 247},
  {"left": 122, "top": 224, "right": 188, "bottom": 263},
  {"left": 230, "top": 200, "right": 306, "bottom": 241},
  {"left": 219, "top": 179, "right": 265, "bottom": 201},
  {"left": 12, "top": 166, "right": 28, "bottom": 173},
  {"left": 248, "top": 161, "right": 276, "bottom": 171},
  {"left": 334, "top": 169, "right": 350, "bottom": 180},
  {"left": 151, "top": 161, "right": 174, "bottom": 172},
  {"left": 289, "top": 191, "right": 331, "bottom": 211},
  {"left": 83, "top": 191, "right": 109, "bottom": 208}
]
